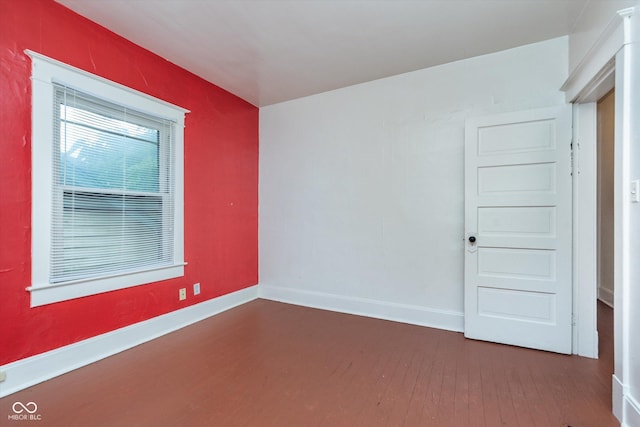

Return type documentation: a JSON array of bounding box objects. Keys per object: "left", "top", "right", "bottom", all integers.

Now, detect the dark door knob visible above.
[{"left": 469, "top": 236, "right": 476, "bottom": 243}]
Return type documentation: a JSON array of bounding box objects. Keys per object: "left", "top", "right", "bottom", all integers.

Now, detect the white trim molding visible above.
[
  {"left": 572, "top": 102, "right": 599, "bottom": 359},
  {"left": 613, "top": 6, "right": 638, "bottom": 426},
  {"left": 623, "top": 394, "right": 640, "bottom": 427},
  {"left": 25, "top": 50, "right": 189, "bottom": 115},
  {"left": 614, "top": 374, "right": 625, "bottom": 422},
  {"left": 0, "top": 286, "right": 258, "bottom": 398},
  {"left": 613, "top": 378, "right": 640, "bottom": 427},
  {"left": 561, "top": 13, "right": 626, "bottom": 102},
  {"left": 598, "top": 286, "right": 615, "bottom": 308},
  {"left": 258, "top": 285, "right": 464, "bottom": 333}
]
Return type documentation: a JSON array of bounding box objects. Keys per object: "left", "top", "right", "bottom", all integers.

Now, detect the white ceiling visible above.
[{"left": 55, "top": 0, "right": 588, "bottom": 107}]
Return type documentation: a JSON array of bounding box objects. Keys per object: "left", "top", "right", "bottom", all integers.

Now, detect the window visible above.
[{"left": 28, "top": 51, "right": 187, "bottom": 307}]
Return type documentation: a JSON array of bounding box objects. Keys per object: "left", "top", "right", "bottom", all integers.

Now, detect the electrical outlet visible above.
[
  {"left": 0, "top": 371, "right": 6, "bottom": 382},
  {"left": 193, "top": 283, "right": 201, "bottom": 295},
  {"left": 179, "top": 288, "right": 187, "bottom": 301}
]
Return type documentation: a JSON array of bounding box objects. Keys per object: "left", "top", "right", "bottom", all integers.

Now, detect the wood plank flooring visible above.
[{"left": 0, "top": 300, "right": 618, "bottom": 426}]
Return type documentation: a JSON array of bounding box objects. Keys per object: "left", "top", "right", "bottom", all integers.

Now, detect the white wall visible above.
[{"left": 259, "top": 37, "right": 568, "bottom": 331}]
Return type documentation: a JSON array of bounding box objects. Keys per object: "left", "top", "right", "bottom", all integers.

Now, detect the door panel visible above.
[
  {"left": 478, "top": 207, "right": 556, "bottom": 236},
  {"left": 464, "top": 106, "right": 572, "bottom": 354},
  {"left": 477, "top": 287, "right": 556, "bottom": 323},
  {"left": 478, "top": 163, "right": 557, "bottom": 194},
  {"left": 477, "top": 119, "right": 556, "bottom": 154},
  {"left": 478, "top": 248, "right": 556, "bottom": 281}
]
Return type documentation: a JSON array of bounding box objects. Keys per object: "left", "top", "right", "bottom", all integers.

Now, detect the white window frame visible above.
[{"left": 27, "top": 50, "right": 188, "bottom": 307}]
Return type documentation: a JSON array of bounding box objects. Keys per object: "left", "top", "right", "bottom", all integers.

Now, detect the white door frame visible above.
[
  {"left": 571, "top": 101, "right": 599, "bottom": 358},
  {"left": 564, "top": 6, "right": 638, "bottom": 424},
  {"left": 569, "top": 58, "right": 616, "bottom": 359},
  {"left": 562, "top": 10, "right": 628, "bottom": 358}
]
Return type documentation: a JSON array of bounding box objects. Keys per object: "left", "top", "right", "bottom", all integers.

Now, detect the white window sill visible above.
[{"left": 28, "top": 263, "right": 185, "bottom": 307}]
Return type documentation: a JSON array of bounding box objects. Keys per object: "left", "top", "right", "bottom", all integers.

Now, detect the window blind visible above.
[{"left": 51, "top": 84, "right": 176, "bottom": 283}]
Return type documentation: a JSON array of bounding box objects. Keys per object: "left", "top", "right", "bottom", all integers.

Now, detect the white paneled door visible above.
[{"left": 464, "top": 106, "right": 573, "bottom": 354}]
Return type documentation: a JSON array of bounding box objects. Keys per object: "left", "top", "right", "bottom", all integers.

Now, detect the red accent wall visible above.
[{"left": 0, "top": 0, "right": 259, "bottom": 365}]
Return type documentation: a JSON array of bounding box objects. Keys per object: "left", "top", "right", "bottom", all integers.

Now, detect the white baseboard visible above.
[
  {"left": 611, "top": 374, "right": 640, "bottom": 427},
  {"left": 258, "top": 285, "right": 464, "bottom": 332},
  {"left": 623, "top": 393, "right": 640, "bottom": 427},
  {"left": 598, "top": 286, "right": 614, "bottom": 308},
  {"left": 0, "top": 285, "right": 259, "bottom": 398},
  {"left": 614, "top": 374, "right": 624, "bottom": 422}
]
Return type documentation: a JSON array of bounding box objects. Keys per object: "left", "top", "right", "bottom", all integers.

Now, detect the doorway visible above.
[
  {"left": 597, "top": 89, "right": 615, "bottom": 309},
  {"left": 596, "top": 88, "right": 616, "bottom": 386}
]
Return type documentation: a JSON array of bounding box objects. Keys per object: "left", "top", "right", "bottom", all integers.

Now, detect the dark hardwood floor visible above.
[{"left": 0, "top": 299, "right": 618, "bottom": 426}]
